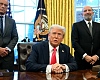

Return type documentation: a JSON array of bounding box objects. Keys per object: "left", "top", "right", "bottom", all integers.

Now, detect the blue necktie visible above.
[{"left": 0, "top": 16, "right": 3, "bottom": 36}]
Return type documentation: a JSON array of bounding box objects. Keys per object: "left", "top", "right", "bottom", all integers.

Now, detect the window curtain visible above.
[{"left": 44, "top": 0, "right": 74, "bottom": 56}]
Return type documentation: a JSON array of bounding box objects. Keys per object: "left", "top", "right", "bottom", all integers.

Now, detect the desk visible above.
[{"left": 0, "top": 70, "right": 100, "bottom": 80}]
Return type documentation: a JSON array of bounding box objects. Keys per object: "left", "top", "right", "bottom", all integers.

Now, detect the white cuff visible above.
[
  {"left": 46, "top": 65, "right": 52, "bottom": 73},
  {"left": 82, "top": 53, "right": 87, "bottom": 59},
  {"left": 6, "top": 47, "right": 11, "bottom": 52},
  {"left": 95, "top": 55, "right": 99, "bottom": 60},
  {"left": 63, "top": 64, "right": 69, "bottom": 72}
]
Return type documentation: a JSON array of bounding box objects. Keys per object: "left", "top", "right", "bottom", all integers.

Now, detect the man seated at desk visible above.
[{"left": 26, "top": 24, "right": 77, "bottom": 73}]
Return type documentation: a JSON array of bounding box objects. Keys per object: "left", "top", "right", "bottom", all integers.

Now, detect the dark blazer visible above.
[
  {"left": 26, "top": 41, "right": 77, "bottom": 72},
  {"left": 0, "top": 15, "right": 18, "bottom": 69},
  {"left": 71, "top": 20, "right": 100, "bottom": 69}
]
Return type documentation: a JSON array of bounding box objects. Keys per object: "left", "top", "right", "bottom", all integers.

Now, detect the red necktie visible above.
[{"left": 50, "top": 48, "right": 57, "bottom": 64}]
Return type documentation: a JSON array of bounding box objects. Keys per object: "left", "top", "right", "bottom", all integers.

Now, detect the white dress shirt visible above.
[
  {"left": 82, "top": 20, "right": 99, "bottom": 60},
  {"left": 46, "top": 42, "right": 69, "bottom": 73},
  {"left": 0, "top": 15, "right": 11, "bottom": 52},
  {"left": 82, "top": 20, "right": 92, "bottom": 59}
]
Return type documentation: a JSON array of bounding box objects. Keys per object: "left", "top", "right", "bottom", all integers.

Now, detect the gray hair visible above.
[{"left": 49, "top": 24, "right": 66, "bottom": 37}]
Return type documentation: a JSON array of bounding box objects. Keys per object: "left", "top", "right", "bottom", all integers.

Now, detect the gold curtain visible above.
[{"left": 44, "top": 0, "right": 74, "bottom": 56}]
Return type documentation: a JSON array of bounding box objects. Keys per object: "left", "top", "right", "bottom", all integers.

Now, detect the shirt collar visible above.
[
  {"left": 84, "top": 20, "right": 92, "bottom": 25},
  {"left": 49, "top": 41, "right": 59, "bottom": 52}
]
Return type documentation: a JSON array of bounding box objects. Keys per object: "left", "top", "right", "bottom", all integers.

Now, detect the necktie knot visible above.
[
  {"left": 88, "top": 22, "right": 91, "bottom": 26},
  {"left": 0, "top": 16, "right": 3, "bottom": 18},
  {"left": 53, "top": 48, "right": 56, "bottom": 51}
]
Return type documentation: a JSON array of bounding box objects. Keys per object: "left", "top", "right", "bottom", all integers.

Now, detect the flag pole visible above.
[{"left": 36, "top": 0, "right": 43, "bottom": 41}]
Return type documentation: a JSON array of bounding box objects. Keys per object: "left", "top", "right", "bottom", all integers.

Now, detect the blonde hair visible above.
[{"left": 49, "top": 24, "right": 66, "bottom": 37}]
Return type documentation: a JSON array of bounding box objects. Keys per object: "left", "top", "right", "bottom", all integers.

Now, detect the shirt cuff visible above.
[
  {"left": 82, "top": 53, "right": 87, "bottom": 59},
  {"left": 6, "top": 47, "right": 11, "bottom": 52},
  {"left": 95, "top": 55, "right": 99, "bottom": 60},
  {"left": 63, "top": 64, "right": 69, "bottom": 72},
  {"left": 46, "top": 65, "right": 52, "bottom": 73}
]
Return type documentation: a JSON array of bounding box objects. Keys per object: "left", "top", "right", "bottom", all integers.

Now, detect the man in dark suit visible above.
[
  {"left": 71, "top": 6, "right": 100, "bottom": 70},
  {"left": 26, "top": 24, "right": 77, "bottom": 73},
  {"left": 0, "top": 0, "right": 18, "bottom": 72}
]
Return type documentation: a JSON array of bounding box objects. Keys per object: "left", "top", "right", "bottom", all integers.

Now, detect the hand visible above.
[
  {"left": 51, "top": 63, "right": 63, "bottom": 73},
  {"left": 90, "top": 55, "right": 98, "bottom": 65},
  {"left": 61, "top": 65, "right": 66, "bottom": 71},
  {"left": 84, "top": 55, "right": 92, "bottom": 63},
  {"left": 0, "top": 48, "right": 9, "bottom": 57}
]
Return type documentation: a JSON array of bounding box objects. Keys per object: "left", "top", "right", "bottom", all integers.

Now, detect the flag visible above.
[
  {"left": 6, "top": 0, "right": 12, "bottom": 18},
  {"left": 34, "top": 0, "right": 48, "bottom": 42}
]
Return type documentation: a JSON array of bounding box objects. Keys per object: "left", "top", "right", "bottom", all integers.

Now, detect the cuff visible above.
[
  {"left": 62, "top": 64, "right": 69, "bottom": 72},
  {"left": 46, "top": 65, "right": 52, "bottom": 73},
  {"left": 82, "top": 53, "right": 87, "bottom": 59},
  {"left": 6, "top": 47, "right": 11, "bottom": 52},
  {"left": 95, "top": 55, "right": 99, "bottom": 60}
]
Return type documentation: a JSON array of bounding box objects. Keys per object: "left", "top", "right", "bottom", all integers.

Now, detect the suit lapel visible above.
[
  {"left": 59, "top": 44, "right": 65, "bottom": 64},
  {"left": 42, "top": 41, "right": 49, "bottom": 64},
  {"left": 0, "top": 30, "right": 2, "bottom": 37},
  {"left": 81, "top": 20, "right": 91, "bottom": 36},
  {"left": 92, "top": 22, "right": 96, "bottom": 37},
  {"left": 3, "top": 16, "right": 9, "bottom": 36}
]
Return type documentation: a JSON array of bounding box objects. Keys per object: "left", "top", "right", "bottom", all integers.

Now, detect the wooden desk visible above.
[
  {"left": 0, "top": 70, "right": 100, "bottom": 80},
  {"left": 18, "top": 70, "right": 100, "bottom": 80}
]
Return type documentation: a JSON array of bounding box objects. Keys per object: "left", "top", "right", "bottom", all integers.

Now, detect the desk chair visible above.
[{"left": 17, "top": 42, "right": 37, "bottom": 71}]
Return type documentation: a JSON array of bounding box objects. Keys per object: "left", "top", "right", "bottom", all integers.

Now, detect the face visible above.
[
  {"left": 82, "top": 6, "right": 94, "bottom": 21},
  {"left": 48, "top": 27, "right": 64, "bottom": 47},
  {"left": 0, "top": 0, "right": 8, "bottom": 15}
]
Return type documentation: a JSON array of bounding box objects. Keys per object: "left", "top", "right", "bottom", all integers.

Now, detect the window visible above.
[
  {"left": 75, "top": 0, "right": 100, "bottom": 22},
  {"left": 10, "top": 0, "right": 39, "bottom": 64}
]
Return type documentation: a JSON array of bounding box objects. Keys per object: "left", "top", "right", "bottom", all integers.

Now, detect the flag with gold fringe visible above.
[{"left": 34, "top": 0, "right": 48, "bottom": 42}]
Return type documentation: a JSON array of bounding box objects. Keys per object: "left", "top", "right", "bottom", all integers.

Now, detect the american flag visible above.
[{"left": 6, "top": 0, "right": 12, "bottom": 18}]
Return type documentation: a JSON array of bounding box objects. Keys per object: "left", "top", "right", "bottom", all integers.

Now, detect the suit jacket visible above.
[
  {"left": 71, "top": 20, "right": 100, "bottom": 69},
  {"left": 26, "top": 41, "right": 77, "bottom": 72},
  {"left": 0, "top": 15, "right": 18, "bottom": 61}
]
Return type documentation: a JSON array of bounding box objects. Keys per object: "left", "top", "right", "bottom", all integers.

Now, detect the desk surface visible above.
[{"left": 0, "top": 70, "right": 100, "bottom": 80}]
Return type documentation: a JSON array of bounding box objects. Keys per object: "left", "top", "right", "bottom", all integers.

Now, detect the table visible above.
[{"left": 0, "top": 70, "right": 100, "bottom": 80}]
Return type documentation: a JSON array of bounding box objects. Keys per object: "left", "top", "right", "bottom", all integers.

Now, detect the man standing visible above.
[
  {"left": 71, "top": 6, "right": 100, "bottom": 70},
  {"left": 26, "top": 24, "right": 77, "bottom": 73},
  {"left": 0, "top": 0, "right": 18, "bottom": 72}
]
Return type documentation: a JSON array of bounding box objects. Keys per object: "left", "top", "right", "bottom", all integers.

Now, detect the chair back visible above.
[{"left": 17, "top": 42, "right": 37, "bottom": 71}]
